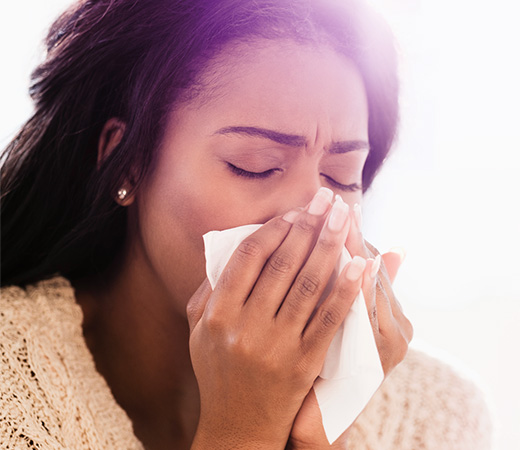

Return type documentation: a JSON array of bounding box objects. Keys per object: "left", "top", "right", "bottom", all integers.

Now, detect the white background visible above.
[
  {"left": 1, "top": 1, "right": 519, "bottom": 448},
  {"left": 363, "top": 1, "right": 520, "bottom": 449}
]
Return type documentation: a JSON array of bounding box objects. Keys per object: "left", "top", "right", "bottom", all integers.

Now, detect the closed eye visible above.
[
  {"left": 226, "top": 162, "right": 281, "bottom": 179},
  {"left": 321, "top": 174, "right": 362, "bottom": 192}
]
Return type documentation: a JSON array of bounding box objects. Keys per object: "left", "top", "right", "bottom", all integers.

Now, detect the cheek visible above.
[
  {"left": 135, "top": 162, "right": 265, "bottom": 275},
  {"left": 133, "top": 166, "right": 278, "bottom": 304},
  {"left": 169, "top": 175, "right": 264, "bottom": 236},
  {"left": 130, "top": 179, "right": 232, "bottom": 305},
  {"left": 163, "top": 159, "right": 278, "bottom": 233}
]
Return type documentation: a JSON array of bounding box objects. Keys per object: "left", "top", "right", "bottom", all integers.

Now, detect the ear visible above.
[
  {"left": 98, "top": 118, "right": 126, "bottom": 167},
  {"left": 98, "top": 118, "right": 134, "bottom": 206}
]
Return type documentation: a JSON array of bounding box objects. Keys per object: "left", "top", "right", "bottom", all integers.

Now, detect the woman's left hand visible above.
[
  {"left": 287, "top": 206, "right": 413, "bottom": 449},
  {"left": 286, "top": 389, "right": 349, "bottom": 450}
]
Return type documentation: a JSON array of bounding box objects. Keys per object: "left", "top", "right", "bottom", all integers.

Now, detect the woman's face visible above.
[{"left": 128, "top": 40, "right": 369, "bottom": 310}]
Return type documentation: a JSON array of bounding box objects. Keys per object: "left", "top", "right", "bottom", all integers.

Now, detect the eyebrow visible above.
[
  {"left": 215, "top": 126, "right": 306, "bottom": 147},
  {"left": 214, "top": 126, "right": 369, "bottom": 153},
  {"left": 329, "top": 140, "right": 370, "bottom": 154}
]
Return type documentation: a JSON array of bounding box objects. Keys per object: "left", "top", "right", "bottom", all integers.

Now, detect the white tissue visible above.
[{"left": 203, "top": 224, "right": 384, "bottom": 443}]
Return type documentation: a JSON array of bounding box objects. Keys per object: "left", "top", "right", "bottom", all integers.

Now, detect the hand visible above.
[
  {"left": 286, "top": 389, "right": 350, "bottom": 450},
  {"left": 187, "top": 189, "right": 367, "bottom": 450},
  {"left": 287, "top": 205, "right": 413, "bottom": 449},
  {"left": 346, "top": 205, "right": 413, "bottom": 375}
]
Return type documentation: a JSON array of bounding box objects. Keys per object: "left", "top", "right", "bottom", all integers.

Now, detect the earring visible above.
[{"left": 117, "top": 188, "right": 128, "bottom": 200}]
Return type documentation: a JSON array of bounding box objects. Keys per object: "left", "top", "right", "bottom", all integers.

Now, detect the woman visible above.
[{"left": 0, "top": 0, "right": 492, "bottom": 448}]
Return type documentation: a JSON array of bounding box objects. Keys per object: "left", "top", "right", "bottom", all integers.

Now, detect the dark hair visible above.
[{"left": 1, "top": 0, "right": 399, "bottom": 287}]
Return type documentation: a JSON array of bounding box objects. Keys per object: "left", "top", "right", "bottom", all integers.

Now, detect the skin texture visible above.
[{"left": 75, "top": 40, "right": 412, "bottom": 450}]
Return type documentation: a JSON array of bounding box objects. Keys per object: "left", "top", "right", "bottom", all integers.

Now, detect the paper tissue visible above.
[{"left": 203, "top": 224, "right": 384, "bottom": 443}]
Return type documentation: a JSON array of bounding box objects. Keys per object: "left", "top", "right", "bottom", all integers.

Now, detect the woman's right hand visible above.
[{"left": 186, "top": 188, "right": 366, "bottom": 450}]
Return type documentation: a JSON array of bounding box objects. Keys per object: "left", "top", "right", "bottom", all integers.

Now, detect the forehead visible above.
[{"left": 179, "top": 39, "right": 369, "bottom": 140}]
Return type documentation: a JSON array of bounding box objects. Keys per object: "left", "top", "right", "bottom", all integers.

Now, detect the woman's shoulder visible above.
[
  {"left": 1, "top": 276, "right": 81, "bottom": 334},
  {"left": 0, "top": 276, "right": 144, "bottom": 449},
  {"left": 349, "top": 348, "right": 494, "bottom": 450}
]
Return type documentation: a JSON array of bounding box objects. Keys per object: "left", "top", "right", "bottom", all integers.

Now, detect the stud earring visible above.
[{"left": 117, "top": 188, "right": 128, "bottom": 200}]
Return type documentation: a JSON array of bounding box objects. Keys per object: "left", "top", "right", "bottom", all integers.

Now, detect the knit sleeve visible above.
[
  {"left": 0, "top": 278, "right": 144, "bottom": 450},
  {"left": 348, "top": 348, "right": 494, "bottom": 450}
]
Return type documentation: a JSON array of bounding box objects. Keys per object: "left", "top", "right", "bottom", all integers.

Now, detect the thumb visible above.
[
  {"left": 381, "top": 247, "right": 406, "bottom": 284},
  {"left": 186, "top": 278, "right": 213, "bottom": 333}
]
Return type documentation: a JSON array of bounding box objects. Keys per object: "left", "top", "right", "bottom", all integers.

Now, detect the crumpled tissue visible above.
[{"left": 203, "top": 224, "right": 384, "bottom": 443}]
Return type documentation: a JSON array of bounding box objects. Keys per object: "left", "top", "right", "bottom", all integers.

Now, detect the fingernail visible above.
[
  {"left": 327, "top": 195, "right": 350, "bottom": 232},
  {"left": 370, "top": 254, "right": 381, "bottom": 278},
  {"left": 282, "top": 209, "right": 300, "bottom": 223},
  {"left": 308, "top": 187, "right": 333, "bottom": 216},
  {"left": 353, "top": 203, "right": 363, "bottom": 229},
  {"left": 346, "top": 256, "right": 367, "bottom": 281},
  {"left": 389, "top": 246, "right": 406, "bottom": 263}
]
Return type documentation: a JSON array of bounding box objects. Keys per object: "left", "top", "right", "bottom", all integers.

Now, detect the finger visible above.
[
  {"left": 379, "top": 268, "right": 414, "bottom": 343},
  {"left": 376, "top": 264, "right": 404, "bottom": 321},
  {"left": 302, "top": 256, "right": 366, "bottom": 358},
  {"left": 244, "top": 188, "right": 333, "bottom": 317},
  {"left": 363, "top": 242, "right": 403, "bottom": 328},
  {"left": 207, "top": 214, "right": 293, "bottom": 315},
  {"left": 344, "top": 205, "right": 382, "bottom": 328},
  {"left": 361, "top": 247, "right": 413, "bottom": 374},
  {"left": 381, "top": 248, "right": 405, "bottom": 284},
  {"left": 398, "top": 312, "right": 414, "bottom": 344},
  {"left": 186, "top": 278, "right": 213, "bottom": 333},
  {"left": 362, "top": 265, "right": 405, "bottom": 374},
  {"left": 275, "top": 196, "right": 351, "bottom": 330},
  {"left": 362, "top": 255, "right": 381, "bottom": 332},
  {"left": 371, "top": 265, "right": 414, "bottom": 354},
  {"left": 344, "top": 203, "right": 369, "bottom": 258},
  {"left": 359, "top": 241, "right": 398, "bottom": 334},
  {"left": 295, "top": 388, "right": 322, "bottom": 427},
  {"left": 364, "top": 240, "right": 378, "bottom": 258}
]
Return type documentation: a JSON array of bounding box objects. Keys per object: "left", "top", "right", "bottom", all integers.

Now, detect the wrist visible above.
[
  {"left": 192, "top": 401, "right": 296, "bottom": 450},
  {"left": 192, "top": 416, "right": 289, "bottom": 450},
  {"left": 192, "top": 427, "right": 286, "bottom": 450}
]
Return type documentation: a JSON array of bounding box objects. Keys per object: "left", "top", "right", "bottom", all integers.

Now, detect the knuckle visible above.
[
  {"left": 234, "top": 342, "right": 282, "bottom": 375},
  {"left": 317, "top": 236, "right": 338, "bottom": 254},
  {"left": 295, "top": 273, "right": 320, "bottom": 298},
  {"left": 403, "top": 316, "right": 414, "bottom": 342},
  {"left": 228, "top": 335, "right": 253, "bottom": 358},
  {"left": 376, "top": 278, "right": 387, "bottom": 297},
  {"left": 370, "top": 306, "right": 378, "bottom": 325},
  {"left": 293, "top": 358, "right": 315, "bottom": 382},
  {"left": 335, "top": 276, "right": 356, "bottom": 298},
  {"left": 203, "top": 311, "right": 225, "bottom": 335},
  {"left": 263, "top": 354, "right": 284, "bottom": 375},
  {"left": 236, "top": 237, "right": 263, "bottom": 260},
  {"left": 293, "top": 216, "right": 317, "bottom": 234},
  {"left": 267, "top": 252, "right": 294, "bottom": 276},
  {"left": 185, "top": 300, "right": 198, "bottom": 321},
  {"left": 215, "top": 267, "right": 234, "bottom": 289},
  {"left": 318, "top": 306, "right": 342, "bottom": 329},
  {"left": 272, "top": 215, "right": 292, "bottom": 231}
]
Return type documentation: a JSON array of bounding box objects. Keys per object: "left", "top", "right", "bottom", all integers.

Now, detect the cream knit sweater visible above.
[{"left": 1, "top": 277, "right": 493, "bottom": 449}]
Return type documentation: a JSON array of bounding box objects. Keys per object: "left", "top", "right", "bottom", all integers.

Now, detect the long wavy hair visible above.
[{"left": 1, "top": 0, "right": 399, "bottom": 287}]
